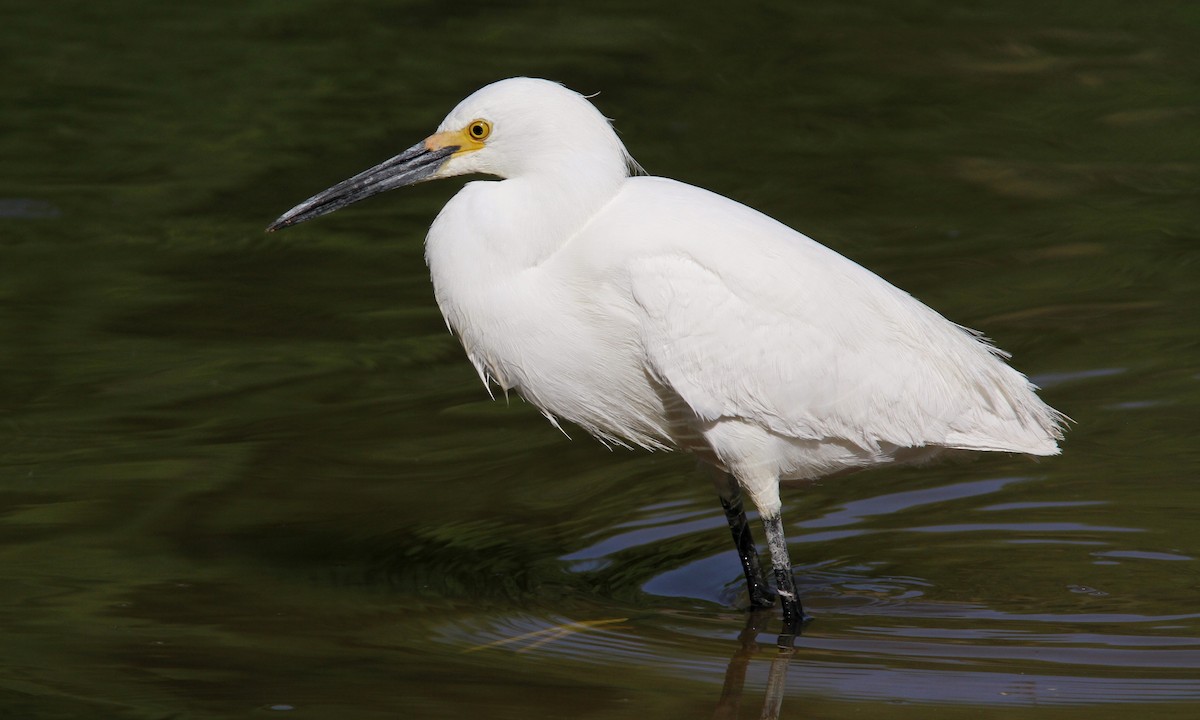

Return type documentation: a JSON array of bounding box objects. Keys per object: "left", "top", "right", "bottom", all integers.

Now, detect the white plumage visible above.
[{"left": 269, "top": 77, "right": 1066, "bottom": 633}]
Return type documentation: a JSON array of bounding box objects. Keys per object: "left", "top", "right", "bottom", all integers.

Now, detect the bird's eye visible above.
[{"left": 468, "top": 120, "right": 491, "bottom": 141}]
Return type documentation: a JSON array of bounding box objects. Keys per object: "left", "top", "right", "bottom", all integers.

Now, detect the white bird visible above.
[{"left": 268, "top": 77, "right": 1066, "bottom": 634}]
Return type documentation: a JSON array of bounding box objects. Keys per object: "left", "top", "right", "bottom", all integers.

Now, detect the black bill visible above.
[{"left": 267, "top": 140, "right": 458, "bottom": 231}]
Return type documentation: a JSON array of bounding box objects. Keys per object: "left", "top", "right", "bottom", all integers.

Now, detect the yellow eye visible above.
[{"left": 467, "top": 120, "right": 491, "bottom": 141}]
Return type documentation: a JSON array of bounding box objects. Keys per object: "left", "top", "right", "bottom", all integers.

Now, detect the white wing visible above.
[{"left": 612, "top": 178, "right": 1064, "bottom": 457}]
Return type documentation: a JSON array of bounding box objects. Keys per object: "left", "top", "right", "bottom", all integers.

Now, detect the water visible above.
[{"left": 3, "top": 1, "right": 1199, "bottom": 717}]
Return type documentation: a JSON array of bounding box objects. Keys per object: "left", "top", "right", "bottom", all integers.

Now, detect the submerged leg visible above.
[
  {"left": 762, "top": 512, "right": 808, "bottom": 639},
  {"left": 711, "top": 471, "right": 776, "bottom": 609}
]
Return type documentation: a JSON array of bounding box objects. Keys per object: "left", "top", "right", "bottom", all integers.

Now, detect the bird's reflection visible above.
[
  {"left": 464, "top": 609, "right": 799, "bottom": 717},
  {"left": 713, "top": 610, "right": 796, "bottom": 720}
]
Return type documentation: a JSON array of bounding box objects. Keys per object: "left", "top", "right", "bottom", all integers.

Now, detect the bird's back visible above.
[{"left": 564, "top": 176, "right": 1065, "bottom": 474}]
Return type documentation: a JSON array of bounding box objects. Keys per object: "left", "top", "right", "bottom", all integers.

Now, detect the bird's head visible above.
[{"left": 267, "top": 78, "right": 637, "bottom": 232}]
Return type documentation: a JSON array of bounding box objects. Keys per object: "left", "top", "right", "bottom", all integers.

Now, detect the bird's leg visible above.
[
  {"left": 762, "top": 512, "right": 808, "bottom": 641},
  {"left": 712, "top": 471, "right": 776, "bottom": 609}
]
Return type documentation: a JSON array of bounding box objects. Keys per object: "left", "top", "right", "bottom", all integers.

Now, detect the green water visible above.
[{"left": 3, "top": 1, "right": 1199, "bottom": 718}]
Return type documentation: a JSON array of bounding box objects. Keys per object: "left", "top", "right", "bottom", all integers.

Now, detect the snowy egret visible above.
[{"left": 268, "top": 78, "right": 1066, "bottom": 634}]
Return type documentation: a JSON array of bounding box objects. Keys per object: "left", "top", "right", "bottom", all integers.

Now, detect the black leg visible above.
[
  {"left": 762, "top": 512, "right": 809, "bottom": 641},
  {"left": 712, "top": 472, "right": 776, "bottom": 610}
]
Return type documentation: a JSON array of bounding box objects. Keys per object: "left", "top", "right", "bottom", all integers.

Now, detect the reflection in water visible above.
[
  {"left": 714, "top": 610, "right": 794, "bottom": 720},
  {"left": 432, "top": 476, "right": 1200, "bottom": 709},
  {"left": 465, "top": 617, "right": 632, "bottom": 654}
]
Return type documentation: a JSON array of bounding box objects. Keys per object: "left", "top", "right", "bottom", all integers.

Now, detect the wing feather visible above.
[{"left": 624, "top": 203, "right": 1064, "bottom": 456}]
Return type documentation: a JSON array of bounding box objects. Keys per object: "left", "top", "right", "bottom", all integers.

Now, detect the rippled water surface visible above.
[{"left": 3, "top": 1, "right": 1198, "bottom": 718}]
